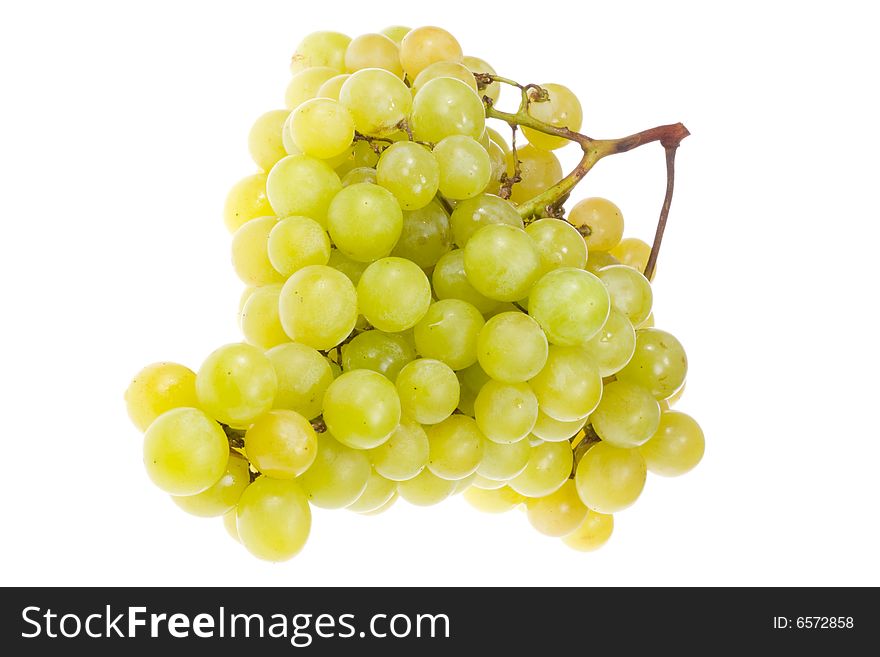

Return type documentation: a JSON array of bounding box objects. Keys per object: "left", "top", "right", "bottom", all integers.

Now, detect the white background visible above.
[{"left": 1, "top": 0, "right": 878, "bottom": 587}]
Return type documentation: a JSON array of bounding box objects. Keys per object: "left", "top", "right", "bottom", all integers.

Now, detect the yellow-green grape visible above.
[
  {"left": 289, "top": 31, "right": 350, "bottom": 73},
  {"left": 568, "top": 197, "right": 624, "bottom": 252},
  {"left": 267, "top": 215, "right": 331, "bottom": 278},
  {"left": 196, "top": 344, "right": 277, "bottom": 427},
  {"left": 610, "top": 237, "right": 652, "bottom": 274},
  {"left": 344, "top": 33, "right": 402, "bottom": 77},
  {"left": 591, "top": 380, "right": 661, "bottom": 448},
  {"left": 281, "top": 111, "right": 301, "bottom": 155},
  {"left": 575, "top": 442, "right": 646, "bottom": 513},
  {"left": 397, "top": 468, "right": 457, "bottom": 506},
  {"left": 456, "top": 362, "right": 489, "bottom": 416},
  {"left": 665, "top": 380, "right": 685, "bottom": 406},
  {"left": 278, "top": 265, "right": 357, "bottom": 351},
  {"left": 616, "top": 328, "right": 688, "bottom": 400},
  {"left": 223, "top": 173, "right": 271, "bottom": 233},
  {"left": 523, "top": 83, "right": 583, "bottom": 151},
  {"left": 582, "top": 309, "right": 636, "bottom": 377},
  {"left": 464, "top": 224, "right": 542, "bottom": 301},
  {"left": 597, "top": 265, "right": 653, "bottom": 326},
  {"left": 472, "top": 474, "right": 505, "bottom": 490},
  {"left": 474, "top": 380, "right": 538, "bottom": 444},
  {"left": 462, "top": 55, "right": 500, "bottom": 103},
  {"left": 299, "top": 432, "right": 370, "bottom": 508},
  {"left": 328, "top": 359, "right": 342, "bottom": 378},
  {"left": 125, "top": 362, "right": 198, "bottom": 432},
  {"left": 433, "top": 135, "right": 492, "bottom": 200},
  {"left": 380, "top": 25, "right": 411, "bottom": 44},
  {"left": 357, "top": 257, "right": 431, "bottom": 332},
  {"left": 526, "top": 479, "right": 588, "bottom": 537},
  {"left": 477, "top": 311, "right": 548, "bottom": 383},
  {"left": 529, "top": 345, "right": 602, "bottom": 421},
  {"left": 335, "top": 140, "right": 381, "bottom": 177},
  {"left": 143, "top": 408, "right": 230, "bottom": 496},
  {"left": 399, "top": 26, "right": 463, "bottom": 79},
  {"left": 526, "top": 218, "right": 588, "bottom": 274},
  {"left": 266, "top": 342, "right": 334, "bottom": 420},
  {"left": 413, "top": 299, "right": 485, "bottom": 370},
  {"left": 509, "top": 440, "right": 573, "bottom": 498},
  {"left": 316, "top": 73, "right": 350, "bottom": 101},
  {"left": 327, "top": 183, "right": 403, "bottom": 262},
  {"left": 368, "top": 415, "right": 429, "bottom": 481},
  {"left": 359, "top": 490, "right": 399, "bottom": 515},
  {"left": 640, "top": 411, "right": 704, "bottom": 476},
  {"left": 391, "top": 200, "right": 452, "bottom": 268},
  {"left": 426, "top": 414, "right": 485, "bottom": 480},
  {"left": 453, "top": 473, "right": 477, "bottom": 494},
  {"left": 412, "top": 61, "right": 479, "bottom": 94},
  {"left": 222, "top": 508, "right": 240, "bottom": 542},
  {"left": 432, "top": 249, "right": 501, "bottom": 314},
  {"left": 528, "top": 268, "right": 610, "bottom": 346},
  {"left": 171, "top": 452, "right": 250, "bottom": 518},
  {"left": 477, "top": 437, "right": 531, "bottom": 481},
  {"left": 248, "top": 109, "right": 289, "bottom": 171},
  {"left": 487, "top": 127, "right": 510, "bottom": 155},
  {"left": 239, "top": 284, "right": 287, "bottom": 349},
  {"left": 347, "top": 469, "right": 398, "bottom": 513},
  {"left": 236, "top": 477, "right": 311, "bottom": 562},
  {"left": 285, "top": 66, "right": 339, "bottom": 109},
  {"left": 449, "top": 194, "right": 523, "bottom": 247},
  {"left": 411, "top": 78, "right": 485, "bottom": 143},
  {"left": 484, "top": 141, "right": 506, "bottom": 194},
  {"left": 505, "top": 145, "right": 563, "bottom": 205},
  {"left": 563, "top": 509, "right": 614, "bottom": 551},
  {"left": 231, "top": 216, "right": 283, "bottom": 286},
  {"left": 245, "top": 410, "right": 317, "bottom": 479},
  {"left": 342, "top": 166, "right": 378, "bottom": 187},
  {"left": 239, "top": 286, "right": 257, "bottom": 317},
  {"left": 328, "top": 248, "right": 369, "bottom": 285},
  {"left": 338, "top": 68, "right": 412, "bottom": 137},
  {"left": 266, "top": 155, "right": 342, "bottom": 226},
  {"left": 341, "top": 330, "right": 415, "bottom": 380},
  {"left": 531, "top": 410, "right": 587, "bottom": 443},
  {"left": 376, "top": 142, "right": 440, "bottom": 210},
  {"left": 396, "top": 358, "right": 460, "bottom": 425},
  {"left": 464, "top": 485, "right": 524, "bottom": 513},
  {"left": 322, "top": 369, "right": 401, "bottom": 449},
  {"left": 585, "top": 250, "right": 620, "bottom": 275},
  {"left": 638, "top": 313, "right": 655, "bottom": 329},
  {"left": 288, "top": 98, "right": 355, "bottom": 160}
]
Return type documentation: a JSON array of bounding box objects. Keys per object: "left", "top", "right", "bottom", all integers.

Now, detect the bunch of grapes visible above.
[{"left": 125, "top": 25, "right": 703, "bottom": 562}]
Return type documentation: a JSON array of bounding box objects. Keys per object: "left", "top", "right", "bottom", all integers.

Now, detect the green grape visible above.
[
  {"left": 391, "top": 200, "right": 451, "bottom": 268},
  {"left": 288, "top": 98, "right": 355, "bottom": 160},
  {"left": 464, "top": 485, "right": 524, "bottom": 513},
  {"left": 664, "top": 381, "right": 685, "bottom": 406},
  {"left": 368, "top": 415, "right": 429, "bottom": 481},
  {"left": 638, "top": 313, "right": 655, "bottom": 329},
  {"left": 338, "top": 68, "right": 412, "bottom": 137},
  {"left": 413, "top": 299, "right": 484, "bottom": 370},
  {"left": 380, "top": 25, "right": 411, "bottom": 44},
  {"left": 453, "top": 473, "right": 477, "bottom": 494},
  {"left": 125, "top": 362, "right": 198, "bottom": 432},
  {"left": 299, "top": 432, "right": 371, "bottom": 508},
  {"left": 431, "top": 249, "right": 500, "bottom": 314},
  {"left": 616, "top": 328, "right": 688, "bottom": 400},
  {"left": 196, "top": 344, "right": 277, "bottom": 427},
  {"left": 528, "top": 268, "right": 610, "bottom": 346},
  {"left": 529, "top": 345, "right": 602, "bottom": 421},
  {"left": 322, "top": 369, "right": 401, "bottom": 449},
  {"left": 266, "top": 154, "right": 342, "bottom": 226},
  {"left": 509, "top": 440, "right": 573, "bottom": 498},
  {"left": 526, "top": 479, "right": 588, "bottom": 537},
  {"left": 585, "top": 250, "right": 620, "bottom": 275},
  {"left": 347, "top": 469, "right": 398, "bottom": 513},
  {"left": 266, "top": 343, "right": 333, "bottom": 421},
  {"left": 610, "top": 237, "right": 652, "bottom": 275},
  {"left": 399, "top": 26, "right": 463, "bottom": 79},
  {"left": 412, "top": 61, "right": 479, "bottom": 94},
  {"left": 316, "top": 73, "right": 350, "bottom": 101},
  {"left": 289, "top": 31, "right": 349, "bottom": 73},
  {"left": 591, "top": 380, "right": 661, "bottom": 448},
  {"left": 582, "top": 309, "right": 636, "bottom": 377},
  {"left": 278, "top": 265, "right": 357, "bottom": 350},
  {"left": 239, "top": 284, "right": 287, "bottom": 349},
  {"left": 531, "top": 410, "right": 587, "bottom": 442},
  {"left": 597, "top": 265, "right": 653, "bottom": 326},
  {"left": 526, "top": 218, "right": 588, "bottom": 274},
  {"left": 474, "top": 380, "right": 538, "bottom": 444},
  {"left": 462, "top": 55, "right": 500, "bottom": 103},
  {"left": 505, "top": 145, "right": 562, "bottom": 205},
  {"left": 562, "top": 509, "right": 614, "bottom": 551},
  {"left": 342, "top": 166, "right": 378, "bottom": 187},
  {"left": 248, "top": 109, "right": 289, "bottom": 171},
  {"left": 285, "top": 66, "right": 339, "bottom": 109},
  {"left": 464, "top": 224, "right": 542, "bottom": 301},
  {"left": 376, "top": 142, "right": 440, "bottom": 210},
  {"left": 457, "top": 359, "right": 490, "bottom": 397},
  {"left": 523, "top": 83, "right": 583, "bottom": 151},
  {"left": 426, "top": 414, "right": 485, "bottom": 480},
  {"left": 327, "top": 183, "right": 403, "bottom": 262},
  {"left": 477, "top": 436, "right": 531, "bottom": 481},
  {"left": 568, "top": 197, "right": 624, "bottom": 252},
  {"left": 222, "top": 508, "right": 239, "bottom": 542},
  {"left": 486, "top": 127, "right": 510, "bottom": 155},
  {"left": 575, "top": 442, "right": 646, "bottom": 513},
  {"left": 231, "top": 216, "right": 283, "bottom": 286},
  {"left": 357, "top": 257, "right": 431, "bottom": 332},
  {"left": 359, "top": 490, "right": 399, "bottom": 515},
  {"left": 395, "top": 358, "right": 460, "bottom": 425},
  {"left": 484, "top": 141, "right": 506, "bottom": 195},
  {"left": 267, "top": 215, "right": 331, "bottom": 277},
  {"left": 449, "top": 194, "right": 522, "bottom": 249},
  {"left": 328, "top": 248, "right": 369, "bottom": 284},
  {"left": 335, "top": 140, "right": 381, "bottom": 177},
  {"left": 143, "top": 408, "right": 229, "bottom": 496},
  {"left": 433, "top": 135, "right": 492, "bottom": 200},
  {"left": 344, "top": 33, "right": 403, "bottom": 77},
  {"left": 223, "top": 173, "right": 271, "bottom": 233},
  {"left": 236, "top": 477, "right": 311, "bottom": 562},
  {"left": 411, "top": 78, "right": 485, "bottom": 143},
  {"left": 171, "top": 452, "right": 250, "bottom": 518},
  {"left": 341, "top": 330, "right": 415, "bottom": 380},
  {"left": 639, "top": 411, "right": 705, "bottom": 476},
  {"left": 472, "top": 474, "right": 506, "bottom": 490},
  {"left": 245, "top": 410, "right": 317, "bottom": 479},
  {"left": 477, "top": 311, "right": 548, "bottom": 383},
  {"left": 397, "top": 468, "right": 456, "bottom": 506}
]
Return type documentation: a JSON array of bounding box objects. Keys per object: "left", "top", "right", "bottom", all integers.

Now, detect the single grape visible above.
[
  {"left": 316, "top": 73, "right": 350, "bottom": 100},
  {"left": 344, "top": 33, "right": 403, "bottom": 77},
  {"left": 523, "top": 83, "right": 583, "bottom": 150},
  {"left": 526, "top": 218, "right": 588, "bottom": 273},
  {"left": 526, "top": 479, "right": 588, "bottom": 537},
  {"left": 591, "top": 380, "right": 661, "bottom": 448},
  {"left": 562, "top": 509, "right": 614, "bottom": 551},
  {"left": 236, "top": 477, "right": 311, "bottom": 562},
  {"left": 285, "top": 66, "right": 340, "bottom": 109},
  {"left": 248, "top": 109, "right": 289, "bottom": 171},
  {"left": 323, "top": 369, "right": 401, "bottom": 449},
  {"left": 529, "top": 345, "right": 602, "bottom": 421},
  {"left": 575, "top": 442, "right": 646, "bottom": 513},
  {"left": 266, "top": 154, "right": 342, "bottom": 226},
  {"left": 380, "top": 25, "right": 411, "bottom": 44},
  {"left": 335, "top": 140, "right": 381, "bottom": 177},
  {"left": 462, "top": 55, "right": 500, "bottom": 103},
  {"left": 531, "top": 410, "right": 587, "bottom": 442},
  {"left": 266, "top": 342, "right": 333, "bottom": 420},
  {"left": 342, "top": 166, "right": 378, "bottom": 187},
  {"left": 568, "top": 197, "right": 624, "bottom": 252},
  {"left": 245, "top": 409, "right": 317, "bottom": 479},
  {"left": 413, "top": 299, "right": 485, "bottom": 370},
  {"left": 412, "top": 61, "right": 479, "bottom": 94},
  {"left": 299, "top": 432, "right": 371, "bottom": 508},
  {"left": 616, "top": 328, "right": 688, "bottom": 399},
  {"left": 391, "top": 200, "right": 452, "bottom": 268},
  {"left": 474, "top": 380, "right": 538, "bottom": 444},
  {"left": 267, "top": 215, "right": 331, "bottom": 277},
  {"left": 125, "top": 362, "right": 198, "bottom": 432},
  {"left": 584, "top": 250, "right": 620, "bottom": 275},
  {"left": 477, "top": 437, "right": 532, "bottom": 481},
  {"left": 639, "top": 411, "right": 705, "bottom": 476},
  {"left": 328, "top": 248, "right": 369, "bottom": 284},
  {"left": 356, "top": 257, "right": 432, "bottom": 332},
  {"left": 239, "top": 284, "right": 287, "bottom": 349},
  {"left": 289, "top": 31, "right": 350, "bottom": 73},
  {"left": 171, "top": 452, "right": 250, "bottom": 518},
  {"left": 449, "top": 194, "right": 522, "bottom": 247},
  {"left": 477, "top": 311, "right": 548, "bottom": 383},
  {"left": 528, "top": 268, "right": 610, "bottom": 346},
  {"left": 610, "top": 237, "right": 652, "bottom": 275},
  {"left": 396, "top": 358, "right": 460, "bottom": 425},
  {"left": 397, "top": 468, "right": 457, "bottom": 506},
  {"left": 223, "top": 173, "right": 272, "bottom": 233},
  {"left": 346, "top": 469, "right": 398, "bottom": 513},
  {"left": 426, "top": 414, "right": 485, "bottom": 480},
  {"left": 327, "top": 182, "right": 403, "bottom": 262},
  {"left": 196, "top": 344, "right": 277, "bottom": 427},
  {"left": 597, "top": 264, "right": 653, "bottom": 327},
  {"left": 582, "top": 309, "right": 636, "bottom": 377},
  {"left": 222, "top": 508, "right": 240, "bottom": 543},
  {"left": 464, "top": 224, "right": 542, "bottom": 301},
  {"left": 341, "top": 330, "right": 416, "bottom": 380},
  {"left": 504, "top": 145, "right": 562, "bottom": 205},
  {"left": 231, "top": 216, "right": 283, "bottom": 286},
  {"left": 486, "top": 127, "right": 511, "bottom": 155},
  {"left": 431, "top": 249, "right": 500, "bottom": 313},
  {"left": 509, "top": 440, "right": 573, "bottom": 498},
  {"left": 411, "top": 78, "right": 485, "bottom": 143},
  {"left": 463, "top": 486, "right": 524, "bottom": 513},
  {"left": 368, "top": 415, "right": 430, "bottom": 481},
  {"left": 433, "top": 135, "right": 492, "bottom": 200},
  {"left": 288, "top": 98, "right": 355, "bottom": 160},
  {"left": 399, "top": 26, "right": 463, "bottom": 79},
  {"left": 338, "top": 68, "right": 412, "bottom": 137},
  {"left": 376, "top": 141, "right": 440, "bottom": 210},
  {"left": 278, "top": 265, "right": 357, "bottom": 351}
]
